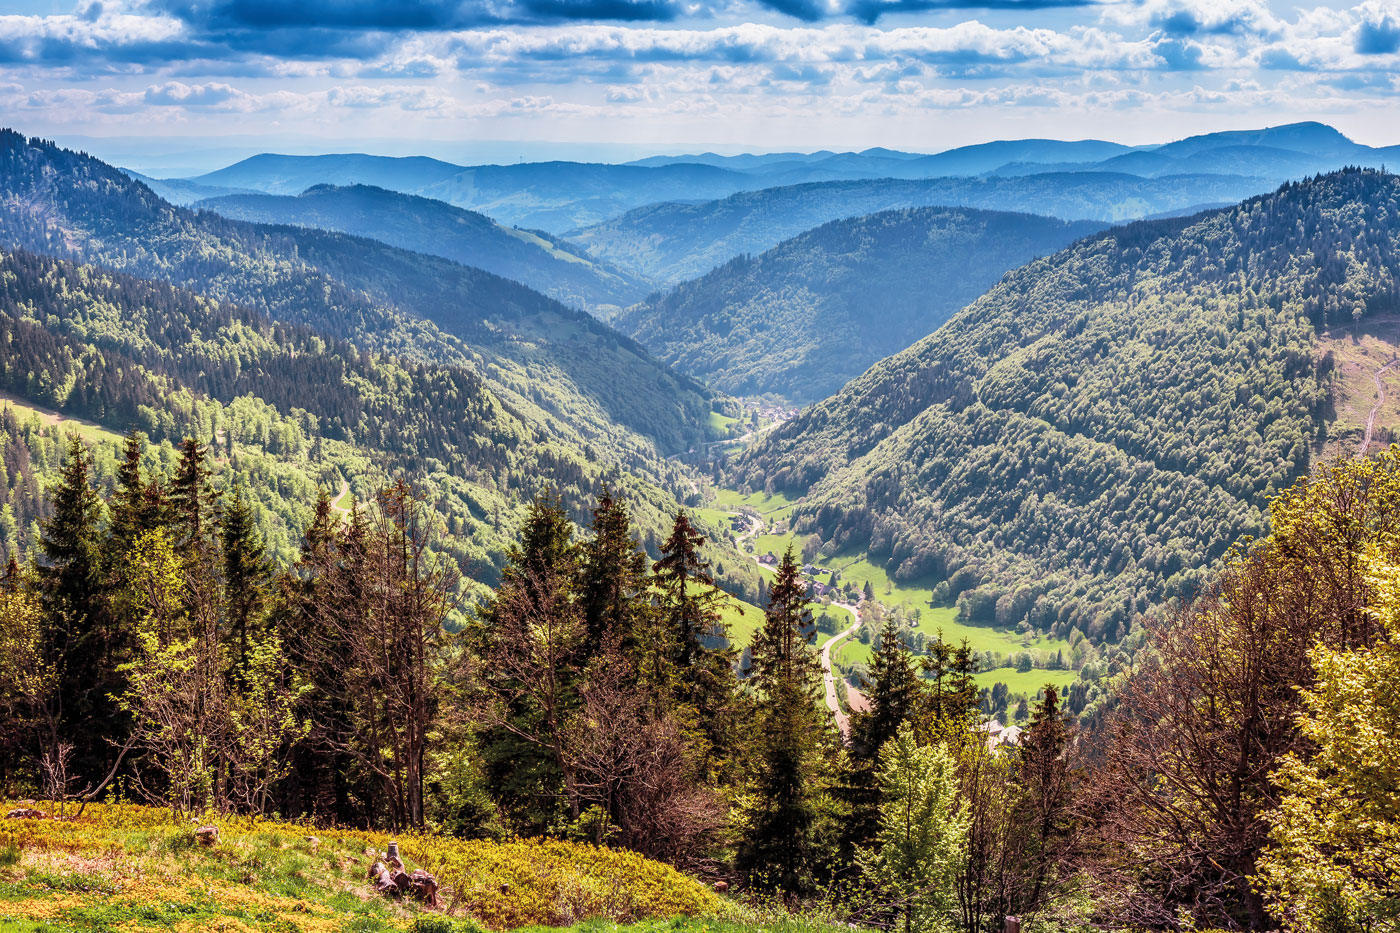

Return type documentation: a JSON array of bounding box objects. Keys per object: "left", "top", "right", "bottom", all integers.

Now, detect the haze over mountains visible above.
[{"left": 613, "top": 207, "right": 1105, "bottom": 402}]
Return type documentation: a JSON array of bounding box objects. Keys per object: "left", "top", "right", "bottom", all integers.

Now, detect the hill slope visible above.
[
  {"left": 0, "top": 131, "right": 711, "bottom": 457},
  {"left": 732, "top": 170, "right": 1400, "bottom": 642},
  {"left": 196, "top": 183, "right": 652, "bottom": 313},
  {"left": 614, "top": 206, "right": 1105, "bottom": 402},
  {"left": 568, "top": 172, "right": 1274, "bottom": 286}
]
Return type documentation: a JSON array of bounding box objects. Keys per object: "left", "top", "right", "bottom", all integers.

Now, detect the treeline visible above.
[{"left": 4, "top": 434, "right": 1400, "bottom": 932}]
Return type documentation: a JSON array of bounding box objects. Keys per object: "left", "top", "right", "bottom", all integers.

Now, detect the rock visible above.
[
  {"left": 304, "top": 836, "right": 320, "bottom": 847},
  {"left": 195, "top": 825, "right": 219, "bottom": 846},
  {"left": 713, "top": 880, "right": 729, "bottom": 894},
  {"left": 368, "top": 860, "right": 387, "bottom": 881},
  {"left": 5, "top": 807, "right": 48, "bottom": 820},
  {"left": 364, "top": 846, "right": 378, "bottom": 857}
]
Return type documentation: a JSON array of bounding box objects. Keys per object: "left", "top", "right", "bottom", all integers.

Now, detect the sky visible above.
[{"left": 2, "top": 0, "right": 1400, "bottom": 171}]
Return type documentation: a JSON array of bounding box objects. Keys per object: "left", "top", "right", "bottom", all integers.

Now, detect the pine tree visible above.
[
  {"left": 221, "top": 482, "right": 272, "bottom": 677},
  {"left": 169, "top": 437, "right": 217, "bottom": 547},
  {"left": 578, "top": 489, "right": 650, "bottom": 657},
  {"left": 919, "top": 633, "right": 981, "bottom": 745},
  {"left": 473, "top": 493, "right": 585, "bottom": 832},
  {"left": 37, "top": 435, "right": 123, "bottom": 781},
  {"left": 846, "top": 617, "right": 922, "bottom": 852},
  {"left": 652, "top": 510, "right": 738, "bottom": 774},
  {"left": 740, "top": 547, "right": 829, "bottom": 891}
]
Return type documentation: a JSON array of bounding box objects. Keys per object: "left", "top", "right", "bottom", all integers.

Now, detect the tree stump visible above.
[
  {"left": 195, "top": 825, "right": 219, "bottom": 847},
  {"left": 4, "top": 808, "right": 48, "bottom": 820},
  {"left": 713, "top": 880, "right": 729, "bottom": 894},
  {"left": 410, "top": 869, "right": 439, "bottom": 908}
]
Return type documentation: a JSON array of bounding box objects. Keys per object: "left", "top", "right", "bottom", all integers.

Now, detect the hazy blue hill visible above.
[
  {"left": 0, "top": 130, "right": 713, "bottom": 458},
  {"left": 732, "top": 170, "right": 1400, "bottom": 643},
  {"left": 196, "top": 184, "right": 652, "bottom": 312},
  {"left": 569, "top": 171, "right": 1273, "bottom": 286},
  {"left": 189, "top": 151, "right": 468, "bottom": 195},
  {"left": 122, "top": 170, "right": 260, "bottom": 205},
  {"left": 614, "top": 206, "right": 1105, "bottom": 402},
  {"left": 1151, "top": 121, "right": 1364, "bottom": 160},
  {"left": 412, "top": 159, "right": 757, "bottom": 231},
  {"left": 904, "top": 138, "right": 1137, "bottom": 176}
]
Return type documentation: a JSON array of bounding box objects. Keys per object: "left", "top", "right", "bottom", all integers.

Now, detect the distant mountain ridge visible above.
[
  {"left": 173, "top": 122, "right": 1398, "bottom": 237},
  {"left": 614, "top": 206, "right": 1106, "bottom": 402},
  {"left": 568, "top": 172, "right": 1274, "bottom": 286},
  {"left": 194, "top": 184, "right": 652, "bottom": 312}
]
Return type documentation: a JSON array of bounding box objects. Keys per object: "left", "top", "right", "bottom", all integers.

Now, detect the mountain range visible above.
[{"left": 194, "top": 184, "right": 650, "bottom": 312}]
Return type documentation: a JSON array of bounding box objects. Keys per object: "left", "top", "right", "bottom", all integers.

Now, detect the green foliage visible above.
[
  {"left": 1258, "top": 557, "right": 1400, "bottom": 931},
  {"left": 734, "top": 171, "right": 1400, "bottom": 641},
  {"left": 858, "top": 724, "right": 966, "bottom": 933},
  {"left": 616, "top": 207, "right": 1103, "bottom": 402}
]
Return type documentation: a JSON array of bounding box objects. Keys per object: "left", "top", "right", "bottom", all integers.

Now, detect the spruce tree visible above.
[
  {"left": 652, "top": 510, "right": 738, "bottom": 773},
  {"left": 740, "top": 547, "right": 829, "bottom": 891},
  {"left": 169, "top": 437, "right": 218, "bottom": 547},
  {"left": 846, "top": 616, "right": 922, "bottom": 851},
  {"left": 222, "top": 482, "right": 272, "bottom": 677},
  {"left": 578, "top": 488, "right": 650, "bottom": 657},
  {"left": 473, "top": 493, "right": 584, "bottom": 832},
  {"left": 38, "top": 435, "right": 122, "bottom": 781}
]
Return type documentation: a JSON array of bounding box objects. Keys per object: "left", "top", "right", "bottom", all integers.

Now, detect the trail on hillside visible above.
[{"left": 1359, "top": 359, "right": 1397, "bottom": 458}]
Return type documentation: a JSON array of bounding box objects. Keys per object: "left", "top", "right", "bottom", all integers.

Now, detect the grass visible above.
[
  {"left": 706, "top": 411, "right": 740, "bottom": 435},
  {"left": 1317, "top": 315, "right": 1400, "bottom": 455},
  {"left": 970, "top": 667, "right": 1078, "bottom": 694},
  {"left": 0, "top": 803, "right": 721, "bottom": 932},
  {"left": 0, "top": 395, "right": 124, "bottom": 447},
  {"left": 716, "top": 590, "right": 765, "bottom": 648}
]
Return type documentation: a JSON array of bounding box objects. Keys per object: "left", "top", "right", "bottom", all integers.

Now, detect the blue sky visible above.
[{"left": 1, "top": 0, "right": 1398, "bottom": 168}]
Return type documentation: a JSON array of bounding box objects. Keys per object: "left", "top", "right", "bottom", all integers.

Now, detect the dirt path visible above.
[
  {"left": 1360, "top": 359, "right": 1398, "bottom": 458},
  {"left": 329, "top": 480, "right": 352, "bottom": 516}
]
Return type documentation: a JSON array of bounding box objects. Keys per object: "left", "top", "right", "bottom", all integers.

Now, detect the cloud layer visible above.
[{"left": 2, "top": 0, "right": 1399, "bottom": 151}]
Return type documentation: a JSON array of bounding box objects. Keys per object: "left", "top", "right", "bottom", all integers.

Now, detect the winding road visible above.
[
  {"left": 731, "top": 507, "right": 861, "bottom": 739},
  {"left": 1359, "top": 359, "right": 1398, "bottom": 458}
]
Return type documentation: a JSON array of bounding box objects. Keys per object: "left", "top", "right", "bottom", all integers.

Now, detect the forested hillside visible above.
[
  {"left": 0, "top": 245, "right": 738, "bottom": 587},
  {"left": 615, "top": 207, "right": 1104, "bottom": 402},
  {"left": 569, "top": 172, "right": 1274, "bottom": 286},
  {"left": 733, "top": 170, "right": 1400, "bottom": 640},
  {"left": 197, "top": 184, "right": 651, "bottom": 313},
  {"left": 0, "top": 132, "right": 711, "bottom": 457}
]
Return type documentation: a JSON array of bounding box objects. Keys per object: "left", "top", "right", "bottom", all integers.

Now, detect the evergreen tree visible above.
[
  {"left": 578, "top": 488, "right": 651, "bottom": 657},
  {"left": 846, "top": 617, "right": 923, "bottom": 852},
  {"left": 169, "top": 438, "right": 217, "bottom": 547},
  {"left": 221, "top": 482, "right": 272, "bottom": 677},
  {"left": 473, "top": 493, "right": 585, "bottom": 832},
  {"left": 37, "top": 435, "right": 122, "bottom": 781},
  {"left": 740, "top": 547, "right": 828, "bottom": 890},
  {"left": 918, "top": 633, "right": 981, "bottom": 745}
]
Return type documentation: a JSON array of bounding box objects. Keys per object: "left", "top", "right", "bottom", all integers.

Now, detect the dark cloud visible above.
[
  {"left": 1356, "top": 10, "right": 1400, "bottom": 54},
  {"left": 150, "top": 0, "right": 681, "bottom": 30},
  {"left": 843, "top": 0, "right": 1094, "bottom": 26}
]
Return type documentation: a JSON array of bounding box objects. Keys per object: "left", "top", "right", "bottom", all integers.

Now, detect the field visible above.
[
  {"left": 0, "top": 803, "right": 721, "bottom": 932},
  {"left": 717, "top": 589, "right": 765, "bottom": 647},
  {"left": 712, "top": 489, "right": 1077, "bottom": 692},
  {"left": 1318, "top": 315, "right": 1400, "bottom": 457},
  {"left": 0, "top": 393, "right": 124, "bottom": 447}
]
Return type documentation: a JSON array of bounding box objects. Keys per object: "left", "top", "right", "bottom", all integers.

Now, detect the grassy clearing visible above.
[
  {"left": 1318, "top": 315, "right": 1400, "bottom": 454},
  {"left": 970, "top": 667, "right": 1078, "bottom": 694},
  {"left": 706, "top": 411, "right": 740, "bottom": 435},
  {"left": 717, "top": 590, "right": 765, "bottom": 647},
  {"left": 0, "top": 803, "right": 720, "bottom": 932},
  {"left": 0, "top": 394, "right": 124, "bottom": 447}
]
